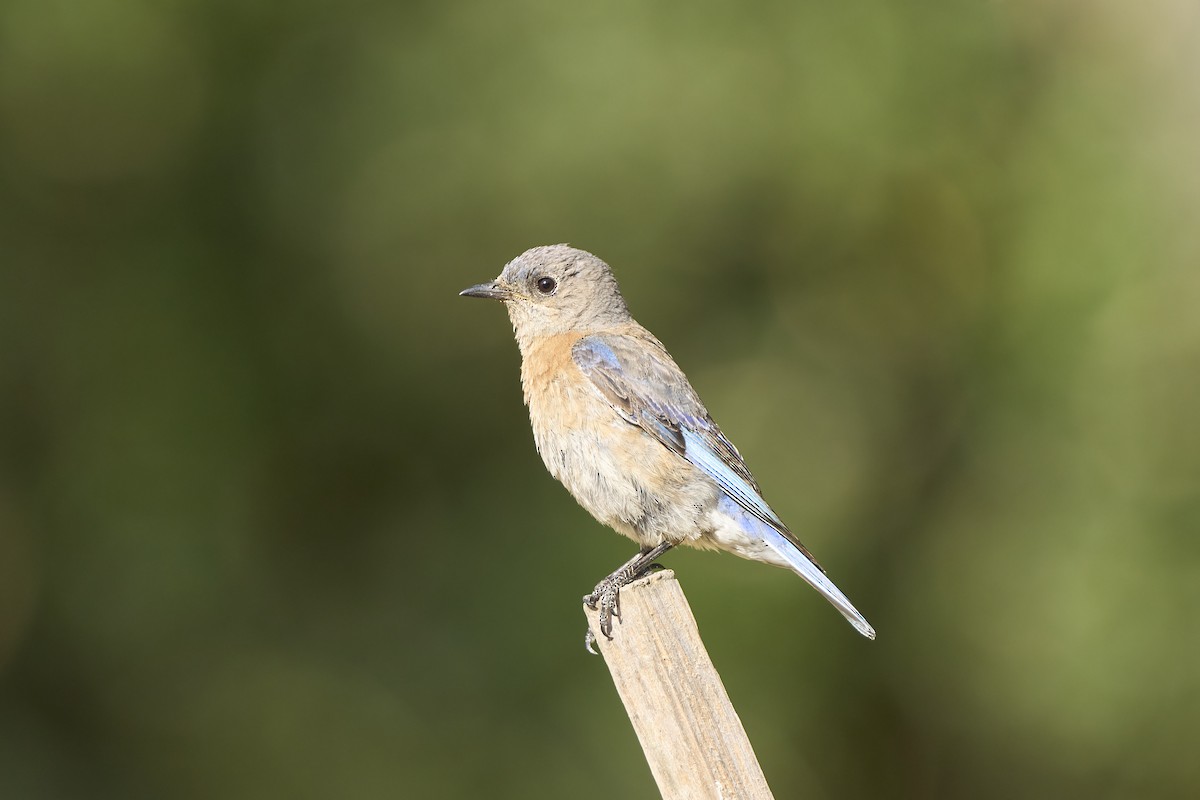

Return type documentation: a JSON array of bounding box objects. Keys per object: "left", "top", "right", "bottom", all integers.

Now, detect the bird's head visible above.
[{"left": 460, "top": 244, "right": 631, "bottom": 347}]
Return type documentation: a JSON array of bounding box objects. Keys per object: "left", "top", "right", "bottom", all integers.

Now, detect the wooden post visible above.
[{"left": 584, "top": 569, "right": 775, "bottom": 800}]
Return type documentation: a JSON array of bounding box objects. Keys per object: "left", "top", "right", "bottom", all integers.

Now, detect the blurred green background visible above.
[{"left": 2, "top": 0, "right": 1198, "bottom": 798}]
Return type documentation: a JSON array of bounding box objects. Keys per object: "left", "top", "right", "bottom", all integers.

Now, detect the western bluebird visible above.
[{"left": 461, "top": 244, "right": 875, "bottom": 651}]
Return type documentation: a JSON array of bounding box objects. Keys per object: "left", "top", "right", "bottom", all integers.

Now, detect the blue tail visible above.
[{"left": 760, "top": 526, "right": 876, "bottom": 639}]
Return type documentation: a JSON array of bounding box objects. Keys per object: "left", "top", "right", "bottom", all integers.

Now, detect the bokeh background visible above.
[{"left": 2, "top": 1, "right": 1198, "bottom": 798}]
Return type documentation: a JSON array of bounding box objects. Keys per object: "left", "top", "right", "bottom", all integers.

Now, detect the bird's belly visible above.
[{"left": 528, "top": 391, "right": 714, "bottom": 548}]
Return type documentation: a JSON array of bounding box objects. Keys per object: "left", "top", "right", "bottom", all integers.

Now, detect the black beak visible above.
[{"left": 459, "top": 281, "right": 513, "bottom": 301}]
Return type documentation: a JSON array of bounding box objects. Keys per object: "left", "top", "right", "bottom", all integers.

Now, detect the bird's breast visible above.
[{"left": 518, "top": 334, "right": 715, "bottom": 546}]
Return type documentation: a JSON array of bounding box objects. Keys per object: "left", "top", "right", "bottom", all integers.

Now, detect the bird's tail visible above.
[{"left": 761, "top": 527, "right": 876, "bottom": 640}]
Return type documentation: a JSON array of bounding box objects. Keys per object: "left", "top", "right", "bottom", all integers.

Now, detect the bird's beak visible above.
[{"left": 459, "top": 281, "right": 513, "bottom": 301}]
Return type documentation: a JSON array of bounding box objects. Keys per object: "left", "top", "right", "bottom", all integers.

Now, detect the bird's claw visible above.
[
  {"left": 582, "top": 576, "right": 625, "bottom": 654},
  {"left": 585, "top": 589, "right": 618, "bottom": 637},
  {"left": 581, "top": 543, "right": 674, "bottom": 654}
]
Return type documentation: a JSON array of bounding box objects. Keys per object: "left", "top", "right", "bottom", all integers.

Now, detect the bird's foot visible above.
[
  {"left": 581, "top": 542, "right": 673, "bottom": 655},
  {"left": 582, "top": 574, "right": 625, "bottom": 651}
]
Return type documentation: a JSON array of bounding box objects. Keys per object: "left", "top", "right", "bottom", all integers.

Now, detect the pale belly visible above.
[{"left": 527, "top": 388, "right": 717, "bottom": 549}]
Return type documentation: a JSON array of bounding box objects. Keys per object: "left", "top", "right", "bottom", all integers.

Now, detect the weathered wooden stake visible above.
[{"left": 584, "top": 569, "right": 775, "bottom": 800}]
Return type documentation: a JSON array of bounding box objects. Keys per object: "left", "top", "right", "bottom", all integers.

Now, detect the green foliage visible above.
[{"left": 1, "top": 1, "right": 1197, "bottom": 797}]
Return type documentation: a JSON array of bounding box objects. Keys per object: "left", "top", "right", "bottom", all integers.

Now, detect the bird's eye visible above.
[{"left": 536, "top": 276, "right": 557, "bottom": 294}]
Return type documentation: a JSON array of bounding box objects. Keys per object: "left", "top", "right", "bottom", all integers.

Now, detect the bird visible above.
[{"left": 460, "top": 244, "right": 875, "bottom": 651}]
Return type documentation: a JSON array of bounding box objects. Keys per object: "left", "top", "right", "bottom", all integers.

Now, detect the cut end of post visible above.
[{"left": 582, "top": 569, "right": 679, "bottom": 655}]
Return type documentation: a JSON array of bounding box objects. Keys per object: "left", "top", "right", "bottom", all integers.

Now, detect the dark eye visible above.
[{"left": 536, "top": 276, "right": 557, "bottom": 294}]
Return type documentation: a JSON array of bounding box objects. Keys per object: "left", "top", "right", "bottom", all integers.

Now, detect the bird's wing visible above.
[
  {"left": 573, "top": 332, "right": 880, "bottom": 640},
  {"left": 572, "top": 331, "right": 823, "bottom": 568}
]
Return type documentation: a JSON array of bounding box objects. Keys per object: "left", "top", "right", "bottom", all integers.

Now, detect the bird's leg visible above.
[{"left": 584, "top": 541, "right": 674, "bottom": 654}]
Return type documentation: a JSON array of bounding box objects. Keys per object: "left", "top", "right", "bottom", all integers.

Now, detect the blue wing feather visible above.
[{"left": 573, "top": 332, "right": 798, "bottom": 544}]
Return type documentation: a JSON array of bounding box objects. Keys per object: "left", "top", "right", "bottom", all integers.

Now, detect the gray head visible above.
[{"left": 460, "top": 245, "right": 632, "bottom": 344}]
